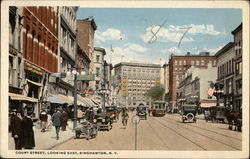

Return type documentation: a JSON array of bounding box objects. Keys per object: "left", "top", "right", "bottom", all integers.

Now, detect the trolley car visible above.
[{"left": 151, "top": 100, "right": 166, "bottom": 117}]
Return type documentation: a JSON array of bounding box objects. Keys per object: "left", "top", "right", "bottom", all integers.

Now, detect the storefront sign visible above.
[
  {"left": 77, "top": 74, "right": 95, "bottom": 81},
  {"left": 24, "top": 62, "right": 44, "bottom": 76}
]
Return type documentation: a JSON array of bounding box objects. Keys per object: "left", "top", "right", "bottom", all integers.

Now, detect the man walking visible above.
[
  {"left": 39, "top": 109, "right": 48, "bottom": 132},
  {"left": 11, "top": 111, "right": 24, "bottom": 150},
  {"left": 52, "top": 109, "right": 62, "bottom": 140}
]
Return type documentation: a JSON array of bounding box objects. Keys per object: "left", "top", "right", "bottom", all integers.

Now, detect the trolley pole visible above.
[
  {"left": 135, "top": 123, "right": 137, "bottom": 150},
  {"left": 132, "top": 115, "right": 140, "bottom": 150}
]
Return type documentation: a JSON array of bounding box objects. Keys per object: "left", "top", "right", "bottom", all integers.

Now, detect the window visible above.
[
  {"left": 96, "top": 55, "right": 100, "bottom": 62},
  {"left": 196, "top": 61, "right": 200, "bottom": 66},
  {"left": 191, "top": 61, "right": 194, "bottom": 65},
  {"left": 96, "top": 67, "right": 100, "bottom": 76},
  {"left": 179, "top": 61, "right": 182, "bottom": 65},
  {"left": 175, "top": 61, "right": 178, "bottom": 65},
  {"left": 201, "top": 60, "right": 204, "bottom": 66},
  {"left": 183, "top": 60, "right": 186, "bottom": 65},
  {"left": 176, "top": 75, "right": 179, "bottom": 80}
]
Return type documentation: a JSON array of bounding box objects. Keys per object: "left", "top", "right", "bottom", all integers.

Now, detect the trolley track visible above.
[
  {"left": 145, "top": 119, "right": 170, "bottom": 149},
  {"left": 157, "top": 117, "right": 241, "bottom": 150},
  {"left": 150, "top": 117, "right": 207, "bottom": 150},
  {"left": 165, "top": 115, "right": 241, "bottom": 141}
]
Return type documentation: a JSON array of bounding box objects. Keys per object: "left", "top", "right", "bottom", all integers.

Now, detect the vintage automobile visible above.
[
  {"left": 151, "top": 101, "right": 166, "bottom": 117},
  {"left": 93, "top": 113, "right": 113, "bottom": 131},
  {"left": 75, "top": 120, "right": 98, "bottom": 140},
  {"left": 205, "top": 106, "right": 226, "bottom": 123},
  {"left": 105, "top": 106, "right": 119, "bottom": 122},
  {"left": 181, "top": 104, "right": 197, "bottom": 123},
  {"left": 136, "top": 106, "right": 147, "bottom": 120}
]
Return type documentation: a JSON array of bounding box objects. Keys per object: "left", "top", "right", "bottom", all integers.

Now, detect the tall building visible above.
[
  {"left": 22, "top": 7, "right": 59, "bottom": 118},
  {"left": 9, "top": 7, "right": 27, "bottom": 112},
  {"left": 215, "top": 42, "right": 235, "bottom": 108},
  {"left": 47, "top": 7, "right": 78, "bottom": 99},
  {"left": 162, "top": 63, "right": 169, "bottom": 103},
  {"left": 168, "top": 52, "right": 217, "bottom": 112},
  {"left": 114, "top": 62, "right": 161, "bottom": 108},
  {"left": 76, "top": 17, "right": 97, "bottom": 75},
  {"left": 232, "top": 23, "right": 242, "bottom": 112}
]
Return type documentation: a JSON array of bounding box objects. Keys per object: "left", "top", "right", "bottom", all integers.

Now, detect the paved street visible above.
[{"left": 52, "top": 112, "right": 242, "bottom": 151}]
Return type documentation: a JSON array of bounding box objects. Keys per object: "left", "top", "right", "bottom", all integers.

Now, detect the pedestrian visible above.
[
  {"left": 11, "top": 111, "right": 24, "bottom": 150},
  {"left": 46, "top": 112, "right": 52, "bottom": 129},
  {"left": 148, "top": 108, "right": 151, "bottom": 116},
  {"left": 61, "top": 110, "right": 68, "bottom": 131},
  {"left": 22, "top": 113, "right": 35, "bottom": 149},
  {"left": 39, "top": 109, "right": 48, "bottom": 132},
  {"left": 77, "top": 108, "right": 83, "bottom": 123},
  {"left": 52, "top": 109, "right": 62, "bottom": 140}
]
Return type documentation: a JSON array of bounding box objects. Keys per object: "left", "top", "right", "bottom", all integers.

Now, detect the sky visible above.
[{"left": 76, "top": 8, "right": 242, "bottom": 65}]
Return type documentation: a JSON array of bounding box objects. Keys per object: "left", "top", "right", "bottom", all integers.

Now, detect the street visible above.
[{"left": 52, "top": 112, "right": 242, "bottom": 151}]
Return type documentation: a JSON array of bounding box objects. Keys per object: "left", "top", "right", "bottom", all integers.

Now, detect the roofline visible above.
[
  {"left": 77, "top": 17, "right": 97, "bottom": 30},
  {"left": 231, "top": 23, "right": 242, "bottom": 35},
  {"left": 114, "top": 62, "right": 161, "bottom": 68},
  {"left": 215, "top": 42, "right": 234, "bottom": 57},
  {"left": 94, "top": 47, "right": 106, "bottom": 55}
]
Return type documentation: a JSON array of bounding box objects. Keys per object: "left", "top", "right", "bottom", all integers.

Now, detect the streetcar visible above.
[{"left": 151, "top": 100, "right": 166, "bottom": 117}]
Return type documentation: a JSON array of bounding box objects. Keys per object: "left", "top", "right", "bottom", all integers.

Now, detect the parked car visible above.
[
  {"left": 93, "top": 113, "right": 112, "bottom": 131},
  {"left": 105, "top": 106, "right": 118, "bottom": 122},
  {"left": 181, "top": 104, "right": 197, "bottom": 123},
  {"left": 75, "top": 120, "right": 97, "bottom": 140},
  {"left": 136, "top": 106, "right": 147, "bottom": 120}
]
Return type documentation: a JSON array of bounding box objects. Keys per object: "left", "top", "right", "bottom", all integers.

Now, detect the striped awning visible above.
[
  {"left": 57, "top": 94, "right": 73, "bottom": 105},
  {"left": 47, "top": 94, "right": 68, "bottom": 104}
]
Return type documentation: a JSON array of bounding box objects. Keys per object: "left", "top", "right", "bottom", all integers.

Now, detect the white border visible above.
[{"left": 1, "top": 0, "right": 249, "bottom": 158}]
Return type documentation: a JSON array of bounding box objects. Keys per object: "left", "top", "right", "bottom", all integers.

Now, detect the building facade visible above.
[
  {"left": 162, "top": 63, "right": 170, "bottom": 104},
  {"left": 92, "top": 47, "right": 106, "bottom": 92},
  {"left": 114, "top": 62, "right": 161, "bottom": 108},
  {"left": 232, "top": 23, "right": 242, "bottom": 112},
  {"left": 76, "top": 17, "right": 97, "bottom": 75},
  {"left": 48, "top": 6, "right": 78, "bottom": 100},
  {"left": 177, "top": 64, "right": 217, "bottom": 110},
  {"left": 215, "top": 42, "right": 235, "bottom": 108},
  {"left": 22, "top": 7, "right": 59, "bottom": 118},
  {"left": 9, "top": 7, "right": 27, "bottom": 112},
  {"left": 168, "top": 52, "right": 217, "bottom": 112}
]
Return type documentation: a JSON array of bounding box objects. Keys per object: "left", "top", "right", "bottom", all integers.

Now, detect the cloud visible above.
[
  {"left": 140, "top": 24, "right": 221, "bottom": 44},
  {"left": 160, "top": 47, "right": 183, "bottom": 54},
  {"left": 203, "top": 45, "right": 224, "bottom": 54},
  {"left": 126, "top": 43, "right": 148, "bottom": 52},
  {"left": 104, "top": 43, "right": 150, "bottom": 65},
  {"left": 95, "top": 28, "right": 124, "bottom": 43}
]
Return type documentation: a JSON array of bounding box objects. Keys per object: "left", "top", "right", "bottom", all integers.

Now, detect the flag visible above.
[{"left": 207, "top": 88, "right": 215, "bottom": 97}]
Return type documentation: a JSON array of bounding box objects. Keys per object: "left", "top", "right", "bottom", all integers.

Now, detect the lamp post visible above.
[{"left": 72, "top": 68, "right": 78, "bottom": 130}]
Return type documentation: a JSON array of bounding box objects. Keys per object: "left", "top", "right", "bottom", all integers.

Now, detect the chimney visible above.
[{"left": 186, "top": 52, "right": 190, "bottom": 56}]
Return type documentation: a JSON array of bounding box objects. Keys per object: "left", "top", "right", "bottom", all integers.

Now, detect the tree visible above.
[{"left": 146, "top": 84, "right": 165, "bottom": 101}]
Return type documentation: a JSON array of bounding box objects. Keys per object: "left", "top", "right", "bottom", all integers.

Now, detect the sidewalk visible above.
[{"left": 8, "top": 120, "right": 75, "bottom": 150}]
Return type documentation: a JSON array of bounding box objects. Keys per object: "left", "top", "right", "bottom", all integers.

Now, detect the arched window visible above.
[{"left": 31, "top": 30, "right": 36, "bottom": 61}]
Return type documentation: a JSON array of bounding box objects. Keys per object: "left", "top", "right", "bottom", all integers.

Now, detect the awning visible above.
[
  {"left": 57, "top": 94, "right": 73, "bottom": 105},
  {"left": 84, "top": 98, "right": 98, "bottom": 107},
  {"left": 26, "top": 79, "right": 43, "bottom": 87},
  {"left": 200, "top": 102, "right": 217, "bottom": 108},
  {"left": 9, "top": 93, "right": 38, "bottom": 103},
  {"left": 68, "top": 95, "right": 87, "bottom": 106},
  {"left": 47, "top": 94, "right": 68, "bottom": 104}
]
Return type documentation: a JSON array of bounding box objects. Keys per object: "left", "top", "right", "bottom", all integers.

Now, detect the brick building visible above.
[
  {"left": 76, "top": 17, "right": 97, "bottom": 74},
  {"left": 168, "top": 52, "right": 217, "bottom": 112},
  {"left": 18, "top": 7, "right": 59, "bottom": 118}
]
